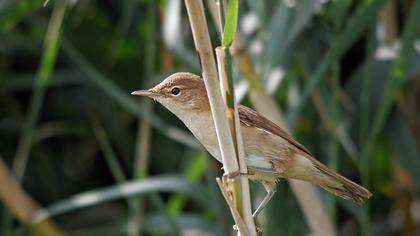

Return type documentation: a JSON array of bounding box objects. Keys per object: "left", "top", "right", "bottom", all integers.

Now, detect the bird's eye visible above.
[{"left": 171, "top": 87, "right": 180, "bottom": 95}]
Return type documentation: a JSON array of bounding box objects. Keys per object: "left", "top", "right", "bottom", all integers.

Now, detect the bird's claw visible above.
[
  {"left": 222, "top": 169, "right": 255, "bottom": 178},
  {"left": 232, "top": 225, "right": 263, "bottom": 235}
]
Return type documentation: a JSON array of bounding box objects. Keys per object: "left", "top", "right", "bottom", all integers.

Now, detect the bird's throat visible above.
[{"left": 178, "top": 111, "right": 222, "bottom": 162}]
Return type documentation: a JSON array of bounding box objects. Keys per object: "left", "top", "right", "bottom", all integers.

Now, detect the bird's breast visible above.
[
  {"left": 180, "top": 112, "right": 222, "bottom": 162},
  {"left": 179, "top": 112, "right": 289, "bottom": 177}
]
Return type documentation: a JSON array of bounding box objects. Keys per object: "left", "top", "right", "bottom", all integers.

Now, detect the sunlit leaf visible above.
[
  {"left": 222, "top": 0, "right": 238, "bottom": 47},
  {"left": 33, "top": 175, "right": 209, "bottom": 222}
]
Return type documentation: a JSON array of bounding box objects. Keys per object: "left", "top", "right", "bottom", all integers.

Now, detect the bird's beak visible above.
[{"left": 131, "top": 89, "right": 160, "bottom": 97}]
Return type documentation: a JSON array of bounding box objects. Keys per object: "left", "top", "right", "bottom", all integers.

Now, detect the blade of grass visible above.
[
  {"left": 90, "top": 116, "right": 127, "bottom": 183},
  {"left": 358, "top": 22, "right": 376, "bottom": 236},
  {"left": 288, "top": 0, "right": 386, "bottom": 126},
  {"left": 31, "top": 175, "right": 209, "bottom": 223},
  {"left": 370, "top": 0, "right": 420, "bottom": 143},
  {"left": 5, "top": 5, "right": 67, "bottom": 233},
  {"left": 222, "top": 0, "right": 238, "bottom": 47},
  {"left": 89, "top": 115, "right": 160, "bottom": 236},
  {"left": 90, "top": 112, "right": 180, "bottom": 236},
  {"left": 327, "top": 63, "right": 340, "bottom": 224},
  {"left": 12, "top": 0, "right": 66, "bottom": 181},
  {"left": 131, "top": 101, "right": 153, "bottom": 235},
  {"left": 359, "top": 2, "right": 420, "bottom": 233}
]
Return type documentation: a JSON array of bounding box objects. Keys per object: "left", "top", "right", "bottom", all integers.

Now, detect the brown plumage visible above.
[
  {"left": 238, "top": 105, "right": 371, "bottom": 204},
  {"left": 132, "top": 72, "right": 372, "bottom": 209}
]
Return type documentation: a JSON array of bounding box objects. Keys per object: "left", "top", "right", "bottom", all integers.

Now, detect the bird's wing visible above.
[{"left": 238, "top": 104, "right": 312, "bottom": 157}]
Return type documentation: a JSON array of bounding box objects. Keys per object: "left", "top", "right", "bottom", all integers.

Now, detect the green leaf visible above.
[
  {"left": 222, "top": 0, "right": 238, "bottom": 47},
  {"left": 33, "top": 175, "right": 209, "bottom": 222}
]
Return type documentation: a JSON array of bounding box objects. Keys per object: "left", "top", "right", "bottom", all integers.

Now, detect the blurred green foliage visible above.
[{"left": 0, "top": 0, "right": 419, "bottom": 235}]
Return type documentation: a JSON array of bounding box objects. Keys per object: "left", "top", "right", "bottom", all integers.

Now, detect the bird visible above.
[{"left": 131, "top": 72, "right": 372, "bottom": 217}]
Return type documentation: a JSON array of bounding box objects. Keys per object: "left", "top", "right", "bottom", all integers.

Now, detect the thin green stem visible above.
[
  {"left": 359, "top": 24, "right": 375, "bottom": 236},
  {"left": 359, "top": 1, "right": 420, "bottom": 234},
  {"left": 369, "top": 0, "right": 420, "bottom": 144},
  {"left": 89, "top": 116, "right": 144, "bottom": 236},
  {"left": 216, "top": 0, "right": 250, "bottom": 226},
  {"left": 328, "top": 63, "right": 340, "bottom": 224},
  {"left": 90, "top": 118, "right": 127, "bottom": 183},
  {"left": 217, "top": 0, "right": 225, "bottom": 38},
  {"left": 131, "top": 2, "right": 156, "bottom": 235},
  {"left": 7, "top": 1, "right": 66, "bottom": 234},
  {"left": 13, "top": 0, "right": 66, "bottom": 181}
]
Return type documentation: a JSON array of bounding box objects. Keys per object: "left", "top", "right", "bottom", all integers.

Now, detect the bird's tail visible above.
[{"left": 309, "top": 157, "right": 372, "bottom": 204}]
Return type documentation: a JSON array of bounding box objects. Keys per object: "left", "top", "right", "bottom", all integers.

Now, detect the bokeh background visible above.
[{"left": 1, "top": 0, "right": 419, "bottom": 235}]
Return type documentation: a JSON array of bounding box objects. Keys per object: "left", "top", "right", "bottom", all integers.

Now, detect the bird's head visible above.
[{"left": 131, "top": 72, "right": 210, "bottom": 117}]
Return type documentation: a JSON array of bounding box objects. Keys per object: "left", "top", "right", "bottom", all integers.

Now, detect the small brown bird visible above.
[{"left": 132, "top": 72, "right": 372, "bottom": 216}]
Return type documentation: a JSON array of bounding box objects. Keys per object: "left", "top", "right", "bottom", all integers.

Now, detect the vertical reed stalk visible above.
[
  {"left": 359, "top": 25, "right": 375, "bottom": 236},
  {"left": 328, "top": 64, "right": 340, "bottom": 224},
  {"left": 216, "top": 47, "right": 256, "bottom": 235},
  {"left": 184, "top": 0, "right": 256, "bottom": 235}
]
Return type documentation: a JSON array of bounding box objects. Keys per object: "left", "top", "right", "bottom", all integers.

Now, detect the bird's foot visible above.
[
  {"left": 232, "top": 225, "right": 263, "bottom": 235},
  {"left": 221, "top": 168, "right": 255, "bottom": 178}
]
